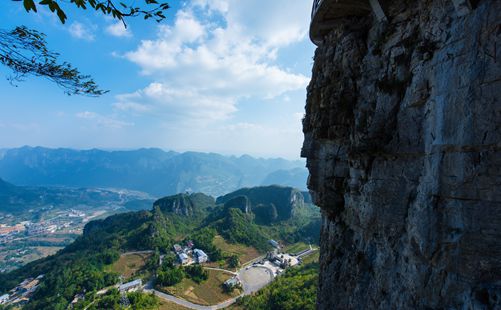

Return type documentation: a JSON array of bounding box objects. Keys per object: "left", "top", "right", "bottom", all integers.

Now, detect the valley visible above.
[
  {"left": 0, "top": 178, "right": 154, "bottom": 272},
  {"left": 0, "top": 185, "right": 320, "bottom": 309}
]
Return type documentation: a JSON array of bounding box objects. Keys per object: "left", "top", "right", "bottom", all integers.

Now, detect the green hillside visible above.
[{"left": 0, "top": 186, "right": 320, "bottom": 309}]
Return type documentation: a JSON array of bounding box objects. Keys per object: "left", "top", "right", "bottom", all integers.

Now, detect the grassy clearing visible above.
[
  {"left": 158, "top": 300, "right": 191, "bottom": 310},
  {"left": 284, "top": 242, "right": 310, "bottom": 254},
  {"left": 213, "top": 235, "right": 261, "bottom": 264},
  {"left": 107, "top": 252, "right": 151, "bottom": 279},
  {"left": 159, "top": 269, "right": 240, "bottom": 306}
]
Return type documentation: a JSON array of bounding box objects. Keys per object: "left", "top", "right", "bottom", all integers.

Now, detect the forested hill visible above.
[
  {"left": 0, "top": 146, "right": 307, "bottom": 196},
  {"left": 216, "top": 186, "right": 307, "bottom": 223},
  {"left": 0, "top": 185, "right": 320, "bottom": 309}
]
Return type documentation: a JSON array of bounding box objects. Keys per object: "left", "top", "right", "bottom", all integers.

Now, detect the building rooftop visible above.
[
  {"left": 193, "top": 249, "right": 208, "bottom": 257},
  {"left": 119, "top": 279, "right": 142, "bottom": 291}
]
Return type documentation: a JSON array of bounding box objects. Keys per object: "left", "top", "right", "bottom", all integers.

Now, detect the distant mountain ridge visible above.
[{"left": 0, "top": 146, "right": 307, "bottom": 197}]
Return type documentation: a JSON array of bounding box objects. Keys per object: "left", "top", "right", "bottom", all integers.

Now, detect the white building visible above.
[
  {"left": 193, "top": 249, "right": 208, "bottom": 263},
  {"left": 178, "top": 253, "right": 189, "bottom": 265},
  {"left": 269, "top": 239, "right": 280, "bottom": 249},
  {"left": 0, "top": 294, "right": 9, "bottom": 304},
  {"left": 224, "top": 277, "right": 240, "bottom": 288},
  {"left": 119, "top": 279, "right": 142, "bottom": 292}
]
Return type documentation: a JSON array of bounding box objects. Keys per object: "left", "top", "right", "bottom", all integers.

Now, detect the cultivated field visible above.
[
  {"left": 301, "top": 251, "right": 319, "bottom": 264},
  {"left": 108, "top": 252, "right": 151, "bottom": 279},
  {"left": 213, "top": 235, "right": 261, "bottom": 264},
  {"left": 284, "top": 242, "right": 310, "bottom": 254},
  {"left": 159, "top": 299, "right": 191, "bottom": 310},
  {"left": 159, "top": 269, "right": 240, "bottom": 306}
]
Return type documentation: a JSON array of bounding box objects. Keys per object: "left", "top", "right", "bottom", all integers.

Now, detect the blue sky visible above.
[{"left": 0, "top": 0, "right": 315, "bottom": 159}]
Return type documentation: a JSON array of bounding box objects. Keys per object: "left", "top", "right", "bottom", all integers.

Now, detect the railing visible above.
[{"left": 311, "top": 0, "right": 324, "bottom": 19}]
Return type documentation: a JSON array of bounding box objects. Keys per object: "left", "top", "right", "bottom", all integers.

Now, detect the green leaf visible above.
[
  {"left": 23, "top": 0, "right": 36, "bottom": 12},
  {"left": 56, "top": 8, "right": 67, "bottom": 23}
]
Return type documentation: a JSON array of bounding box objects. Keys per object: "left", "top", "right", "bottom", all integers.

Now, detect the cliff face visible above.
[{"left": 302, "top": 1, "right": 501, "bottom": 309}]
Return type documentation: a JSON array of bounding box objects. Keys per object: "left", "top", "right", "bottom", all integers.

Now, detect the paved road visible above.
[
  {"left": 203, "top": 267, "right": 237, "bottom": 275},
  {"left": 146, "top": 288, "right": 243, "bottom": 310},
  {"left": 238, "top": 265, "right": 274, "bottom": 295},
  {"left": 140, "top": 253, "right": 277, "bottom": 309},
  {"left": 121, "top": 250, "right": 154, "bottom": 256},
  {"left": 146, "top": 265, "right": 272, "bottom": 309}
]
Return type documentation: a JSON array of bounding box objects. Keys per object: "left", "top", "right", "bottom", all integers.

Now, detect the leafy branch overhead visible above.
[
  {"left": 2, "top": 1, "right": 170, "bottom": 96},
  {"left": 17, "top": 0, "right": 170, "bottom": 25},
  {"left": 0, "top": 26, "right": 107, "bottom": 96}
]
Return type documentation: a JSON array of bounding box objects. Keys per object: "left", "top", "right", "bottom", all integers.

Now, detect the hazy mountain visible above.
[
  {"left": 0, "top": 146, "right": 307, "bottom": 197},
  {"left": 0, "top": 178, "right": 39, "bottom": 212},
  {"left": 261, "top": 167, "right": 309, "bottom": 190}
]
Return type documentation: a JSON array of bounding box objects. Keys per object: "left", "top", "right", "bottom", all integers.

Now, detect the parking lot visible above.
[{"left": 238, "top": 265, "right": 274, "bottom": 294}]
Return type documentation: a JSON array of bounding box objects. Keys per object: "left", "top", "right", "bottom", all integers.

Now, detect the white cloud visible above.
[
  {"left": 68, "top": 22, "right": 95, "bottom": 41},
  {"left": 106, "top": 22, "right": 132, "bottom": 38},
  {"left": 76, "top": 111, "right": 133, "bottom": 129},
  {"left": 118, "top": 1, "right": 310, "bottom": 123}
]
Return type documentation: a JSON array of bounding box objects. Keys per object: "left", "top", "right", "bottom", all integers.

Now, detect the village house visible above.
[
  {"left": 269, "top": 239, "right": 280, "bottom": 249},
  {"left": 193, "top": 249, "right": 208, "bottom": 263},
  {"left": 173, "top": 244, "right": 182, "bottom": 253},
  {"left": 223, "top": 277, "right": 241, "bottom": 290},
  {"left": 178, "top": 253, "right": 190, "bottom": 265},
  {"left": 0, "top": 294, "right": 9, "bottom": 304}
]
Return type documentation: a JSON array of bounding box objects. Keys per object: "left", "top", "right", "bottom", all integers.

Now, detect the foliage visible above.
[
  {"left": 184, "top": 264, "right": 208, "bottom": 284},
  {"left": 17, "top": 0, "right": 170, "bottom": 25},
  {"left": 87, "top": 289, "right": 158, "bottom": 310},
  {"left": 0, "top": 211, "right": 151, "bottom": 308},
  {"left": 156, "top": 256, "right": 185, "bottom": 287},
  {"left": 3, "top": 1, "right": 169, "bottom": 95},
  {"left": 145, "top": 248, "right": 161, "bottom": 272},
  {"left": 127, "top": 291, "right": 159, "bottom": 310},
  {"left": 157, "top": 267, "right": 184, "bottom": 287},
  {"left": 189, "top": 227, "right": 223, "bottom": 261},
  {"left": 217, "top": 208, "right": 269, "bottom": 252},
  {"left": 0, "top": 187, "right": 320, "bottom": 308},
  {"left": 24, "top": 257, "right": 119, "bottom": 310},
  {"left": 147, "top": 206, "right": 174, "bottom": 251},
  {"left": 227, "top": 254, "right": 240, "bottom": 268},
  {"left": 0, "top": 26, "right": 107, "bottom": 96},
  {"left": 238, "top": 263, "right": 319, "bottom": 310}
]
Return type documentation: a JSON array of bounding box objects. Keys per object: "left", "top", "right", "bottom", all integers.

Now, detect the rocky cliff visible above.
[{"left": 302, "top": 0, "right": 500, "bottom": 309}]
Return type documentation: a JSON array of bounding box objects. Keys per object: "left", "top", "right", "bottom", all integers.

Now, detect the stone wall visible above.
[{"left": 302, "top": 0, "right": 500, "bottom": 308}]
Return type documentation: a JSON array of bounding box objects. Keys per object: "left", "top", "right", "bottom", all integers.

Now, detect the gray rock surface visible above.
[{"left": 302, "top": 0, "right": 501, "bottom": 308}]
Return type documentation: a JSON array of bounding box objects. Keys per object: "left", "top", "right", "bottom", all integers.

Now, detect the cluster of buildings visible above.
[
  {"left": 0, "top": 275, "right": 43, "bottom": 306},
  {"left": 173, "top": 241, "right": 209, "bottom": 265},
  {"left": 265, "top": 252, "right": 298, "bottom": 269},
  {"left": 0, "top": 222, "right": 29, "bottom": 243},
  {"left": 25, "top": 223, "right": 57, "bottom": 236},
  {"left": 0, "top": 210, "right": 87, "bottom": 244}
]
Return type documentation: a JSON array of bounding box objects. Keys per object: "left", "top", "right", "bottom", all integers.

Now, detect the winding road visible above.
[
  {"left": 146, "top": 289, "right": 244, "bottom": 310},
  {"left": 134, "top": 250, "right": 316, "bottom": 309},
  {"left": 142, "top": 264, "right": 272, "bottom": 309}
]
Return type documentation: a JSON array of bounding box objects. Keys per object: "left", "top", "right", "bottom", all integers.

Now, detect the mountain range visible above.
[{"left": 0, "top": 147, "right": 307, "bottom": 197}]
